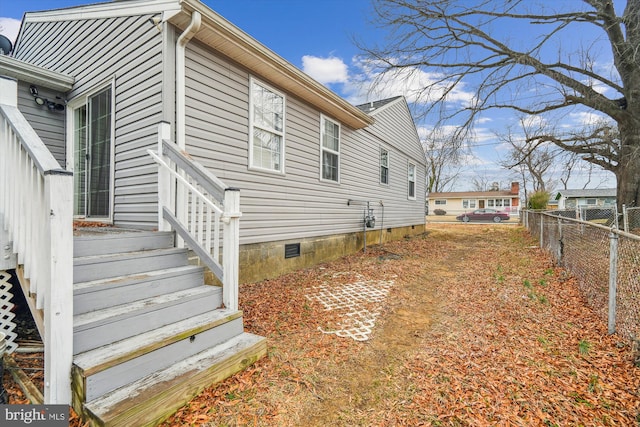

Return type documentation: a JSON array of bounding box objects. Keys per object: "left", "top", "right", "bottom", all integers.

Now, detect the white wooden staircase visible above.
[
  {"left": 71, "top": 228, "right": 266, "bottom": 426},
  {"left": 1, "top": 80, "right": 266, "bottom": 426}
]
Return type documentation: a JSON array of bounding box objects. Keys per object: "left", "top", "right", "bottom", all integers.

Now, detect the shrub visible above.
[
  {"left": 527, "top": 190, "right": 550, "bottom": 210},
  {"left": 434, "top": 209, "right": 447, "bottom": 215}
]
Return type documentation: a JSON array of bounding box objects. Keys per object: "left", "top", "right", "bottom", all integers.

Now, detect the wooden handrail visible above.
[
  {"left": 149, "top": 123, "right": 240, "bottom": 311},
  {"left": 0, "top": 82, "right": 73, "bottom": 405}
]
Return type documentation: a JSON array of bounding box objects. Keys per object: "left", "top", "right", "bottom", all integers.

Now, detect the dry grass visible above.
[{"left": 161, "top": 224, "right": 640, "bottom": 426}]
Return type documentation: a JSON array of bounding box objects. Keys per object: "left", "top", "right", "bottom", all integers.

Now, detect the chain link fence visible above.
[
  {"left": 623, "top": 206, "right": 640, "bottom": 234},
  {"left": 524, "top": 210, "right": 640, "bottom": 343}
]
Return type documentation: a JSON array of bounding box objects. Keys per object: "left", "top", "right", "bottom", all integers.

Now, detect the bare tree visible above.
[
  {"left": 424, "top": 129, "right": 463, "bottom": 193},
  {"left": 361, "top": 0, "right": 640, "bottom": 209},
  {"left": 499, "top": 118, "right": 557, "bottom": 193}
]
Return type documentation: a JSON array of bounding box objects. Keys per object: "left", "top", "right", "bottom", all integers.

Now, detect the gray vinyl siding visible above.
[
  {"left": 14, "top": 14, "right": 165, "bottom": 229},
  {"left": 16, "top": 81, "right": 66, "bottom": 167},
  {"left": 365, "top": 99, "right": 426, "bottom": 166},
  {"left": 185, "top": 41, "right": 425, "bottom": 246}
]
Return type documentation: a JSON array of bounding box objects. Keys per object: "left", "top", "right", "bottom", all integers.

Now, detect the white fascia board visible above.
[
  {"left": 23, "top": 0, "right": 181, "bottom": 22},
  {"left": 0, "top": 55, "right": 74, "bottom": 92}
]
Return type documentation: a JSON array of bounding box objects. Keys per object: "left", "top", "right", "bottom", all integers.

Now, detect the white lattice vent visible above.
[
  {"left": 0, "top": 270, "right": 18, "bottom": 353},
  {"left": 306, "top": 273, "right": 395, "bottom": 342}
]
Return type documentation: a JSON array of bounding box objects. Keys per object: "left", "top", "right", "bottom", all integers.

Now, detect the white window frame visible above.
[
  {"left": 319, "top": 115, "right": 340, "bottom": 183},
  {"left": 66, "top": 79, "right": 115, "bottom": 222},
  {"left": 435, "top": 199, "right": 446, "bottom": 205},
  {"left": 407, "top": 162, "right": 416, "bottom": 200},
  {"left": 248, "top": 77, "right": 286, "bottom": 174},
  {"left": 380, "top": 147, "right": 389, "bottom": 185},
  {"left": 462, "top": 199, "right": 477, "bottom": 209}
]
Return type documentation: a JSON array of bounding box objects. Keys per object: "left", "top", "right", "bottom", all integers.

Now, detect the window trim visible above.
[
  {"left": 407, "top": 162, "right": 416, "bottom": 200},
  {"left": 66, "top": 79, "right": 115, "bottom": 222},
  {"left": 462, "top": 199, "right": 477, "bottom": 209},
  {"left": 248, "top": 77, "right": 286, "bottom": 174},
  {"left": 434, "top": 199, "right": 447, "bottom": 205},
  {"left": 379, "top": 146, "right": 389, "bottom": 186},
  {"left": 319, "top": 114, "right": 340, "bottom": 183}
]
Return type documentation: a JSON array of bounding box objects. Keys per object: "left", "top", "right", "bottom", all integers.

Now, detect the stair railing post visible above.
[
  {"left": 222, "top": 188, "right": 240, "bottom": 311},
  {"left": 157, "top": 122, "right": 171, "bottom": 232},
  {"left": 44, "top": 171, "right": 73, "bottom": 404}
]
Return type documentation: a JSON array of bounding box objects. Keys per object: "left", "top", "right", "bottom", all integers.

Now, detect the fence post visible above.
[
  {"left": 540, "top": 213, "right": 544, "bottom": 248},
  {"left": 622, "top": 204, "right": 628, "bottom": 232},
  {"left": 608, "top": 232, "right": 619, "bottom": 335},
  {"left": 223, "top": 188, "right": 240, "bottom": 311},
  {"left": 157, "top": 122, "right": 171, "bottom": 232},
  {"left": 557, "top": 217, "right": 563, "bottom": 263}
]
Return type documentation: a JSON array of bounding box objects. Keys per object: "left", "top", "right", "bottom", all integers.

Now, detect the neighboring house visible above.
[
  {"left": 428, "top": 182, "right": 521, "bottom": 216},
  {"left": 0, "top": 0, "right": 426, "bottom": 424},
  {"left": 554, "top": 188, "right": 616, "bottom": 210}
]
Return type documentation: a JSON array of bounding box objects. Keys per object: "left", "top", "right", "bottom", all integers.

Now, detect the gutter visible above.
[{"left": 176, "top": 10, "right": 201, "bottom": 149}]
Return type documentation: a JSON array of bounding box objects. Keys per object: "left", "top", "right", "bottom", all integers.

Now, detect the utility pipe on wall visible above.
[
  {"left": 175, "top": 11, "right": 201, "bottom": 246},
  {"left": 176, "top": 11, "right": 201, "bottom": 149}
]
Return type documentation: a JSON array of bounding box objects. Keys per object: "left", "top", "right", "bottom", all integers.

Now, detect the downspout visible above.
[
  {"left": 175, "top": 11, "right": 201, "bottom": 247},
  {"left": 176, "top": 10, "right": 201, "bottom": 149}
]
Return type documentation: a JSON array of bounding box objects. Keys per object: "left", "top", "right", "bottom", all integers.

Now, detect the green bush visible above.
[{"left": 527, "top": 191, "right": 550, "bottom": 210}]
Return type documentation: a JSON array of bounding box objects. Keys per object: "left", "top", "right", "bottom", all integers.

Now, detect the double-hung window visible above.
[
  {"left": 250, "top": 79, "right": 285, "bottom": 172},
  {"left": 321, "top": 116, "right": 340, "bottom": 182},
  {"left": 380, "top": 147, "right": 389, "bottom": 185},
  {"left": 408, "top": 162, "right": 416, "bottom": 200}
]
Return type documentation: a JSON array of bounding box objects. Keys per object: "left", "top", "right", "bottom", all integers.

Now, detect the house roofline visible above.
[
  {"left": 177, "top": 0, "right": 374, "bottom": 129},
  {"left": 18, "top": 0, "right": 374, "bottom": 129},
  {"left": 0, "top": 55, "right": 74, "bottom": 92},
  {"left": 429, "top": 190, "right": 517, "bottom": 198}
]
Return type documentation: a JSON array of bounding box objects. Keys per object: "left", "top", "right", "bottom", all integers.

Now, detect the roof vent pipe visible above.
[{"left": 176, "top": 11, "right": 201, "bottom": 150}]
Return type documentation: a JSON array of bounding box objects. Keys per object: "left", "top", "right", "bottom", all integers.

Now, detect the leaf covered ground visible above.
[{"left": 160, "top": 224, "right": 639, "bottom": 426}]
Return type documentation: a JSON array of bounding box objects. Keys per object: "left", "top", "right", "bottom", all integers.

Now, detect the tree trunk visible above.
[{"left": 615, "top": 124, "right": 640, "bottom": 210}]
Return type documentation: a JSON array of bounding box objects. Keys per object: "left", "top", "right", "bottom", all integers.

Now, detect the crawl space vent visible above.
[{"left": 285, "top": 243, "right": 301, "bottom": 259}]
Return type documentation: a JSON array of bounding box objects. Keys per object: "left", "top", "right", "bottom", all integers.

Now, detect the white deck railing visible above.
[
  {"left": 148, "top": 122, "right": 240, "bottom": 311},
  {"left": 0, "top": 77, "right": 73, "bottom": 404}
]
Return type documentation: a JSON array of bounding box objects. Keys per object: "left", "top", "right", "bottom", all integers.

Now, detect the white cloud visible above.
[
  {"left": 302, "top": 55, "right": 349, "bottom": 85},
  {"left": 344, "top": 58, "right": 475, "bottom": 107},
  {"left": 0, "top": 17, "right": 21, "bottom": 47}
]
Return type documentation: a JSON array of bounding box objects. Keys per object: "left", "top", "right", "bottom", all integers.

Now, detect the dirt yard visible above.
[{"left": 159, "top": 224, "right": 639, "bottom": 426}]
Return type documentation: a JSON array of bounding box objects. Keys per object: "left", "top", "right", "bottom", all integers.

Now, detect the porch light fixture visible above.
[
  {"left": 30, "top": 85, "right": 46, "bottom": 105},
  {"left": 29, "top": 85, "right": 65, "bottom": 111}
]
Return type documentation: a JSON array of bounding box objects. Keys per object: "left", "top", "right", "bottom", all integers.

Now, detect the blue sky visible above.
[{"left": 0, "top": 0, "right": 618, "bottom": 192}]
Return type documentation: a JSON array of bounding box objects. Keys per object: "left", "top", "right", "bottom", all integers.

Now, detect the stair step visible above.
[
  {"left": 83, "top": 332, "right": 267, "bottom": 427},
  {"left": 73, "top": 247, "right": 188, "bottom": 283},
  {"left": 73, "top": 286, "right": 223, "bottom": 355},
  {"left": 73, "top": 265, "right": 204, "bottom": 315},
  {"left": 74, "top": 230, "right": 174, "bottom": 257},
  {"left": 74, "top": 310, "right": 244, "bottom": 402}
]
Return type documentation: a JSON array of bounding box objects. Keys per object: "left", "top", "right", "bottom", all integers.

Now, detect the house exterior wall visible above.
[
  {"left": 560, "top": 196, "right": 617, "bottom": 210},
  {"left": 14, "top": 13, "right": 166, "bottom": 229},
  {"left": 184, "top": 40, "right": 426, "bottom": 247},
  {"left": 16, "top": 80, "right": 67, "bottom": 167},
  {"left": 428, "top": 195, "right": 519, "bottom": 216}
]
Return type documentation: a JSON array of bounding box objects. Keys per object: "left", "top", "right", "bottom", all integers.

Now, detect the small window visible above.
[
  {"left": 487, "top": 199, "right": 495, "bottom": 207},
  {"left": 320, "top": 116, "right": 340, "bottom": 182},
  {"left": 586, "top": 198, "right": 597, "bottom": 205},
  {"left": 380, "top": 147, "right": 389, "bottom": 185},
  {"left": 463, "top": 199, "right": 477, "bottom": 209},
  {"left": 408, "top": 162, "right": 416, "bottom": 200},
  {"left": 249, "top": 78, "right": 285, "bottom": 173},
  {"left": 435, "top": 199, "right": 446, "bottom": 205}
]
